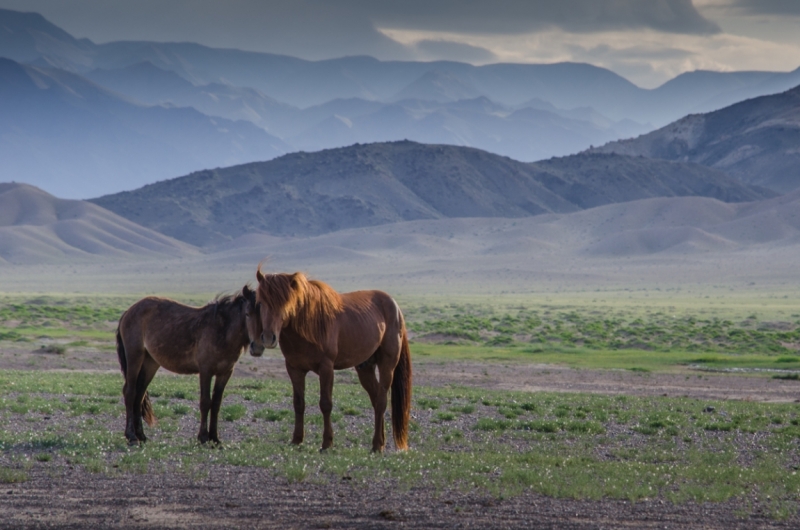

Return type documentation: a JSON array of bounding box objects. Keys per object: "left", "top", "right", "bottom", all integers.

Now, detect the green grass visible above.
[
  {"left": 221, "top": 404, "right": 247, "bottom": 422},
  {"left": 402, "top": 296, "right": 800, "bottom": 373},
  {"left": 2, "top": 294, "right": 799, "bottom": 374},
  {"left": 1, "top": 370, "right": 799, "bottom": 519}
]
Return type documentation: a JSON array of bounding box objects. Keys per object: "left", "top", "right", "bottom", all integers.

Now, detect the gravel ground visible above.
[{"left": 2, "top": 464, "right": 797, "bottom": 529}]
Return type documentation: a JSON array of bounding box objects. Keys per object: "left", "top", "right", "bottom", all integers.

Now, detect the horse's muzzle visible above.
[
  {"left": 249, "top": 341, "right": 265, "bottom": 357},
  {"left": 262, "top": 332, "right": 278, "bottom": 349}
]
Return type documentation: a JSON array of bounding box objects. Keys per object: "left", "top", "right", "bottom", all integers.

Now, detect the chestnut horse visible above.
[
  {"left": 116, "top": 286, "right": 263, "bottom": 445},
  {"left": 255, "top": 268, "right": 412, "bottom": 452}
]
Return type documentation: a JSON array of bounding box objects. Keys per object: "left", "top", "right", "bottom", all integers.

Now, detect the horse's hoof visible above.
[{"left": 127, "top": 438, "right": 140, "bottom": 447}]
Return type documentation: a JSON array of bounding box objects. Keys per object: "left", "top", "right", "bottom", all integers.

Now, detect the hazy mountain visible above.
[
  {"left": 651, "top": 69, "right": 800, "bottom": 119},
  {"left": 288, "top": 97, "right": 648, "bottom": 161},
  {"left": 83, "top": 62, "right": 648, "bottom": 162},
  {"left": 90, "top": 141, "right": 770, "bottom": 247},
  {"left": 3, "top": 8, "right": 799, "bottom": 127},
  {"left": 391, "top": 70, "right": 482, "bottom": 103},
  {"left": 0, "top": 8, "right": 95, "bottom": 71},
  {"left": 0, "top": 183, "right": 196, "bottom": 264},
  {"left": 84, "top": 62, "right": 299, "bottom": 135},
  {"left": 0, "top": 57, "right": 288, "bottom": 199},
  {"left": 589, "top": 85, "right": 800, "bottom": 193}
]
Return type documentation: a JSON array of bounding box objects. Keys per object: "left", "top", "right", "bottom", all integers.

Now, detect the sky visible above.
[{"left": 1, "top": 0, "right": 799, "bottom": 88}]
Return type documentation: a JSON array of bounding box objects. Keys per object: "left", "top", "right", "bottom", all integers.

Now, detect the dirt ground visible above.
[{"left": 1, "top": 345, "right": 799, "bottom": 529}]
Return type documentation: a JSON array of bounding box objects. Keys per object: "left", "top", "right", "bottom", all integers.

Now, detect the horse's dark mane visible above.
[
  {"left": 256, "top": 271, "right": 343, "bottom": 347},
  {"left": 205, "top": 286, "right": 255, "bottom": 329}
]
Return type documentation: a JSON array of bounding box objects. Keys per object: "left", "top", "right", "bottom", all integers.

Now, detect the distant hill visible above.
[
  {"left": 589, "top": 85, "right": 800, "bottom": 193},
  {"left": 212, "top": 189, "right": 800, "bottom": 269},
  {"left": 90, "top": 141, "right": 771, "bottom": 247},
  {"left": 0, "top": 183, "right": 196, "bottom": 264},
  {"left": 0, "top": 57, "right": 288, "bottom": 199}
]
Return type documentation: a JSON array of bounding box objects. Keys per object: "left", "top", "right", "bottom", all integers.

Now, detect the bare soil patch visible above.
[{"left": 2, "top": 344, "right": 799, "bottom": 529}]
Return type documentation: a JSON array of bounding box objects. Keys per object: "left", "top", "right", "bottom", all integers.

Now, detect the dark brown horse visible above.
[
  {"left": 116, "top": 286, "right": 263, "bottom": 445},
  {"left": 255, "top": 268, "right": 412, "bottom": 452}
]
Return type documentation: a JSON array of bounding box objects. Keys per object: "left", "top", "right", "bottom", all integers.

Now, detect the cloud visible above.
[
  {"left": 414, "top": 40, "right": 497, "bottom": 63},
  {"left": 0, "top": 0, "right": 722, "bottom": 62},
  {"left": 364, "top": 0, "right": 721, "bottom": 35},
  {"left": 726, "top": 0, "right": 800, "bottom": 16}
]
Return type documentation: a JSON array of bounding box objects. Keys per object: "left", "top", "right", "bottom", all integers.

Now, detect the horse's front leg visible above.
[
  {"left": 208, "top": 369, "right": 233, "bottom": 444},
  {"left": 318, "top": 361, "right": 335, "bottom": 451},
  {"left": 197, "top": 372, "right": 213, "bottom": 444},
  {"left": 286, "top": 366, "right": 307, "bottom": 445}
]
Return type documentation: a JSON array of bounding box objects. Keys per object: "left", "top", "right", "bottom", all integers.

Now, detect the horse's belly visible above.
[
  {"left": 158, "top": 359, "right": 199, "bottom": 375},
  {"left": 334, "top": 338, "right": 383, "bottom": 370},
  {"left": 143, "top": 340, "right": 199, "bottom": 375}
]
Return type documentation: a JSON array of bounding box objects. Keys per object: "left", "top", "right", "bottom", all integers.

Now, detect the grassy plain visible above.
[
  {"left": 0, "top": 371, "right": 799, "bottom": 519},
  {"left": 0, "top": 290, "right": 799, "bottom": 518}
]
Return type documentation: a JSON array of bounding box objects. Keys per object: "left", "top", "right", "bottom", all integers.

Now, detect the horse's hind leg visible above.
[
  {"left": 133, "top": 356, "right": 159, "bottom": 442},
  {"left": 123, "top": 347, "right": 146, "bottom": 445},
  {"left": 355, "top": 359, "right": 385, "bottom": 453},
  {"left": 286, "top": 366, "right": 307, "bottom": 445},
  {"left": 197, "top": 371, "right": 213, "bottom": 444},
  {"left": 208, "top": 369, "right": 234, "bottom": 444}
]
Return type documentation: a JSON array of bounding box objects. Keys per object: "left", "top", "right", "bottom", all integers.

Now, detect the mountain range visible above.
[
  {"left": 2, "top": 8, "right": 800, "bottom": 200},
  {"left": 4, "top": 7, "right": 796, "bottom": 125},
  {"left": 89, "top": 141, "right": 770, "bottom": 247},
  {"left": 82, "top": 62, "right": 643, "bottom": 163}
]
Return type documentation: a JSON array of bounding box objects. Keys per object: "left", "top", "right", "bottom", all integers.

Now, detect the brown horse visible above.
[
  {"left": 255, "top": 268, "right": 412, "bottom": 453},
  {"left": 116, "top": 286, "right": 263, "bottom": 445}
]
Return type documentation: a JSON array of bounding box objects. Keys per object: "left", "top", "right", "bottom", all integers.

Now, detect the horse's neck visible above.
[
  {"left": 210, "top": 300, "right": 248, "bottom": 347},
  {"left": 288, "top": 288, "right": 341, "bottom": 346}
]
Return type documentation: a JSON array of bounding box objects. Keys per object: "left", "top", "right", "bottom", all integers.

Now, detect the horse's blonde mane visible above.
[{"left": 256, "top": 269, "right": 343, "bottom": 347}]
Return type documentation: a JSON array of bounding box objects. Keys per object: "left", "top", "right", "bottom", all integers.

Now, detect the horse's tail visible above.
[
  {"left": 141, "top": 391, "right": 156, "bottom": 427},
  {"left": 116, "top": 324, "right": 156, "bottom": 427},
  {"left": 391, "top": 326, "right": 412, "bottom": 451},
  {"left": 116, "top": 326, "right": 127, "bottom": 380}
]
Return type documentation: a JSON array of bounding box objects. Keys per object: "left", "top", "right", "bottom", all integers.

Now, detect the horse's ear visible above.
[
  {"left": 256, "top": 268, "right": 265, "bottom": 283},
  {"left": 242, "top": 285, "right": 252, "bottom": 297},
  {"left": 290, "top": 272, "right": 303, "bottom": 290}
]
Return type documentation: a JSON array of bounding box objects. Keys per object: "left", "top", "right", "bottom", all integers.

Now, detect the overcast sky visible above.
[{"left": 1, "top": 0, "right": 798, "bottom": 88}]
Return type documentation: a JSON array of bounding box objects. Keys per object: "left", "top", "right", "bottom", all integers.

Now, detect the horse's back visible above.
[
  {"left": 118, "top": 297, "right": 204, "bottom": 372},
  {"left": 340, "top": 290, "right": 402, "bottom": 326},
  {"left": 120, "top": 297, "right": 195, "bottom": 334}
]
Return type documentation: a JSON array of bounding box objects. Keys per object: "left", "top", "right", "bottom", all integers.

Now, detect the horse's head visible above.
[
  {"left": 242, "top": 285, "right": 265, "bottom": 357},
  {"left": 255, "top": 267, "right": 306, "bottom": 349}
]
